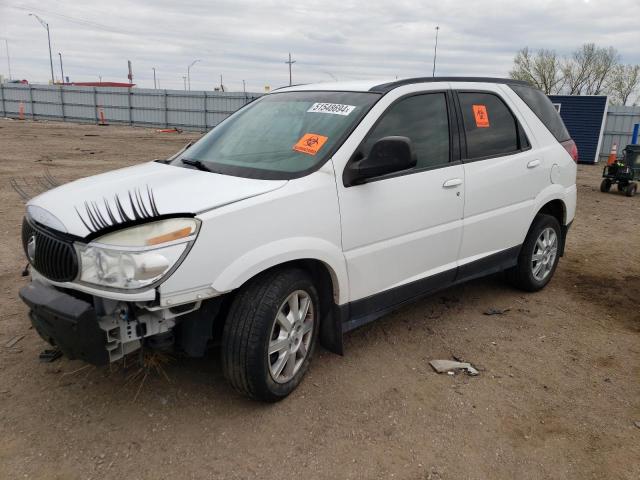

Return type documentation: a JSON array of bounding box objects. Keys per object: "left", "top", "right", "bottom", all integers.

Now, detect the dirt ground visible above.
[{"left": 0, "top": 119, "right": 638, "bottom": 480}]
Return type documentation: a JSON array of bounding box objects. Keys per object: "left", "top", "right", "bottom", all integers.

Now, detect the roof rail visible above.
[{"left": 369, "top": 77, "right": 531, "bottom": 93}]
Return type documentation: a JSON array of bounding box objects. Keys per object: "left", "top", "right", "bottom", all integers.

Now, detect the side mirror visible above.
[{"left": 344, "top": 136, "right": 416, "bottom": 186}]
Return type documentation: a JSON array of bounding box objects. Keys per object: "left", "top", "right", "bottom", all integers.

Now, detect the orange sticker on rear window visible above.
[
  {"left": 472, "top": 104, "right": 490, "bottom": 128},
  {"left": 293, "top": 133, "right": 328, "bottom": 156}
]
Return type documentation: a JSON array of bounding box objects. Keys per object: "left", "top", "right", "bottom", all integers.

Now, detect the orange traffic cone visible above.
[
  {"left": 18, "top": 102, "right": 25, "bottom": 120},
  {"left": 607, "top": 143, "right": 618, "bottom": 165}
]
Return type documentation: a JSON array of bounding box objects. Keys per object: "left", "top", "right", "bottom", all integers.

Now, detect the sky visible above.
[{"left": 1, "top": 0, "right": 638, "bottom": 93}]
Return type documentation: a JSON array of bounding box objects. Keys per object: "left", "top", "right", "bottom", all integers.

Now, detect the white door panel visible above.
[
  {"left": 340, "top": 164, "right": 464, "bottom": 301},
  {"left": 460, "top": 150, "right": 545, "bottom": 262}
]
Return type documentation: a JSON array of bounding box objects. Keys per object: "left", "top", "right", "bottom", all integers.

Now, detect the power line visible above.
[{"left": 11, "top": 5, "right": 130, "bottom": 35}]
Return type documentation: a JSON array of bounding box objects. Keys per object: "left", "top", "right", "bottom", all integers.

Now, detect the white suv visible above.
[{"left": 20, "top": 77, "right": 577, "bottom": 401}]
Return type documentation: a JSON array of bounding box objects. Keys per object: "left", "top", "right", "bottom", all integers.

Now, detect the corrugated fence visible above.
[
  {"left": 0, "top": 83, "right": 261, "bottom": 130},
  {"left": 2, "top": 84, "right": 639, "bottom": 159},
  {"left": 599, "top": 104, "right": 640, "bottom": 161}
]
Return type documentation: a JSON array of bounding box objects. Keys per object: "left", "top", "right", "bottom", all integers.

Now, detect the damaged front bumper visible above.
[{"left": 19, "top": 280, "right": 212, "bottom": 365}]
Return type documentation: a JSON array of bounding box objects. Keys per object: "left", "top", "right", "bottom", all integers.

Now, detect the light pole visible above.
[
  {"left": 285, "top": 52, "right": 296, "bottom": 86},
  {"left": 187, "top": 59, "right": 200, "bottom": 91},
  {"left": 182, "top": 75, "right": 187, "bottom": 91},
  {"left": 152, "top": 67, "right": 157, "bottom": 89},
  {"left": 29, "top": 13, "right": 55, "bottom": 84},
  {"left": 432, "top": 25, "right": 440, "bottom": 77},
  {"left": 58, "top": 52, "right": 65, "bottom": 83},
  {"left": 1, "top": 38, "right": 11, "bottom": 80}
]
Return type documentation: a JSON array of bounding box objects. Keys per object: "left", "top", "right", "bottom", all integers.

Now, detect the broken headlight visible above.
[{"left": 76, "top": 217, "right": 200, "bottom": 290}]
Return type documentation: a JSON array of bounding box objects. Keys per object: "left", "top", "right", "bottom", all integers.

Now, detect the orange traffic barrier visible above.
[
  {"left": 607, "top": 143, "right": 618, "bottom": 165},
  {"left": 97, "top": 105, "right": 108, "bottom": 126},
  {"left": 18, "top": 102, "right": 25, "bottom": 120}
]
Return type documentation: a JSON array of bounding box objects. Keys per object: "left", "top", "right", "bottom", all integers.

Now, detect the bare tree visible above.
[
  {"left": 585, "top": 46, "right": 619, "bottom": 95},
  {"left": 562, "top": 44, "right": 619, "bottom": 95},
  {"left": 510, "top": 47, "right": 564, "bottom": 94},
  {"left": 607, "top": 64, "right": 640, "bottom": 105},
  {"left": 562, "top": 43, "right": 598, "bottom": 95}
]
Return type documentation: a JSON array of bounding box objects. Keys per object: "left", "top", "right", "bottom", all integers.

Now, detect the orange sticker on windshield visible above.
[
  {"left": 472, "top": 104, "right": 490, "bottom": 128},
  {"left": 293, "top": 133, "right": 328, "bottom": 155}
]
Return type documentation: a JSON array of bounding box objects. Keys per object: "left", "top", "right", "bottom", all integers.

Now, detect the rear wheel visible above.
[
  {"left": 221, "top": 268, "right": 319, "bottom": 402},
  {"left": 507, "top": 214, "right": 561, "bottom": 292},
  {"left": 626, "top": 182, "right": 637, "bottom": 197},
  {"left": 600, "top": 179, "right": 611, "bottom": 192}
]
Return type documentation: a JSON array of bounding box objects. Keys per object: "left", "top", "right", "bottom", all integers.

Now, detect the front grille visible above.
[{"left": 22, "top": 218, "right": 79, "bottom": 282}]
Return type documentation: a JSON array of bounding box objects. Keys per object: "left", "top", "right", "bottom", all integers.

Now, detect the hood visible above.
[{"left": 27, "top": 162, "right": 287, "bottom": 238}]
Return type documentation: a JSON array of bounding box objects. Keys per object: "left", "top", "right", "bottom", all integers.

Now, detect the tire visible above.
[
  {"left": 617, "top": 182, "right": 626, "bottom": 192},
  {"left": 625, "top": 182, "right": 637, "bottom": 197},
  {"left": 507, "top": 214, "right": 562, "bottom": 292},
  {"left": 600, "top": 179, "right": 611, "bottom": 192},
  {"left": 221, "top": 268, "right": 320, "bottom": 402}
]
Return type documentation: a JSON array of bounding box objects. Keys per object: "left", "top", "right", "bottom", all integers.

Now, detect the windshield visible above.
[{"left": 174, "top": 91, "right": 380, "bottom": 179}]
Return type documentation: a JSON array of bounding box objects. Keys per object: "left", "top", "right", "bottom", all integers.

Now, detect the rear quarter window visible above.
[{"left": 509, "top": 84, "right": 571, "bottom": 142}]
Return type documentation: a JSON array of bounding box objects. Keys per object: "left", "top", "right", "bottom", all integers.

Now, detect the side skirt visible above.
[{"left": 340, "top": 245, "right": 521, "bottom": 334}]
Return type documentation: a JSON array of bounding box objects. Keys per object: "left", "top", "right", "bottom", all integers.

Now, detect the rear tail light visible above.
[{"left": 561, "top": 139, "right": 578, "bottom": 163}]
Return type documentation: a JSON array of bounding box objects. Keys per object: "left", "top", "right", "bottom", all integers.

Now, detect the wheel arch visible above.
[
  {"left": 534, "top": 197, "right": 569, "bottom": 256},
  {"left": 212, "top": 242, "right": 348, "bottom": 355},
  {"left": 537, "top": 198, "right": 566, "bottom": 226}
]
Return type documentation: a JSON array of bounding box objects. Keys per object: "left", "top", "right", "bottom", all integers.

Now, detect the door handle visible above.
[
  {"left": 527, "top": 159, "right": 541, "bottom": 169},
  {"left": 442, "top": 178, "right": 463, "bottom": 188}
]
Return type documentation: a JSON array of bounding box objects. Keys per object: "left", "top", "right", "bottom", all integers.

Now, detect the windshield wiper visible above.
[{"left": 181, "top": 158, "right": 212, "bottom": 172}]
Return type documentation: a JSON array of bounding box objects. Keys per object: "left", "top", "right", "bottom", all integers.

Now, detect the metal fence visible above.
[
  {"left": 600, "top": 105, "right": 640, "bottom": 161},
  {"left": 0, "top": 83, "right": 261, "bottom": 131}
]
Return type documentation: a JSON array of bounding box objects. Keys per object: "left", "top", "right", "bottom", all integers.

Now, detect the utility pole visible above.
[
  {"left": 285, "top": 52, "right": 296, "bottom": 86},
  {"left": 2, "top": 39, "right": 12, "bottom": 80},
  {"left": 127, "top": 60, "right": 133, "bottom": 84},
  {"left": 29, "top": 13, "right": 55, "bottom": 84},
  {"left": 242, "top": 80, "right": 246, "bottom": 93},
  {"left": 220, "top": 74, "right": 224, "bottom": 92},
  {"left": 152, "top": 67, "right": 157, "bottom": 89},
  {"left": 187, "top": 59, "right": 200, "bottom": 91},
  {"left": 58, "top": 52, "right": 65, "bottom": 83},
  {"left": 432, "top": 25, "right": 440, "bottom": 77}
]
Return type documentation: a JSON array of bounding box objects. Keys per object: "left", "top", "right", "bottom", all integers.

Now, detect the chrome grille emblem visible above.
[{"left": 27, "top": 235, "right": 37, "bottom": 263}]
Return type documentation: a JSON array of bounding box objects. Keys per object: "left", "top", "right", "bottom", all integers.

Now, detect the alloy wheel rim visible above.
[
  {"left": 531, "top": 227, "right": 558, "bottom": 281},
  {"left": 268, "top": 290, "right": 314, "bottom": 384}
]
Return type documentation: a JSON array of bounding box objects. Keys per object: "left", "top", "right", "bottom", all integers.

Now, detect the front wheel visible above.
[
  {"left": 625, "top": 182, "right": 637, "bottom": 197},
  {"left": 600, "top": 179, "right": 612, "bottom": 192},
  {"left": 221, "top": 268, "right": 319, "bottom": 402},
  {"left": 507, "top": 214, "right": 562, "bottom": 292}
]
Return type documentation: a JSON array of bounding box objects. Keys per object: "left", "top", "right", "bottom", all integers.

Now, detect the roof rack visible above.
[{"left": 369, "top": 77, "right": 531, "bottom": 93}]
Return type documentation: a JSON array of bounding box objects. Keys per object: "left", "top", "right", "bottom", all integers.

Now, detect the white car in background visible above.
[{"left": 20, "top": 77, "right": 577, "bottom": 401}]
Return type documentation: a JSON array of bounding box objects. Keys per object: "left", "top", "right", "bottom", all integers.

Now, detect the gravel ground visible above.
[{"left": 0, "top": 119, "right": 638, "bottom": 480}]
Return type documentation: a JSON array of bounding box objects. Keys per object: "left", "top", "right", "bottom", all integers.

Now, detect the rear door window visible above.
[{"left": 458, "top": 92, "right": 524, "bottom": 160}]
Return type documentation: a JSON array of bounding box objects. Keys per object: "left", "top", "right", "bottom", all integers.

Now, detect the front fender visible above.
[{"left": 212, "top": 237, "right": 349, "bottom": 304}]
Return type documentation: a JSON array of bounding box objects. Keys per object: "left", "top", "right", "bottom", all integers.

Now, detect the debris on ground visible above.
[
  {"left": 430, "top": 359, "right": 479, "bottom": 376},
  {"left": 39, "top": 349, "right": 63, "bottom": 363},
  {"left": 483, "top": 307, "right": 511, "bottom": 315},
  {"left": 634, "top": 421, "right": 640, "bottom": 429},
  {"left": 4, "top": 335, "right": 25, "bottom": 348}
]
